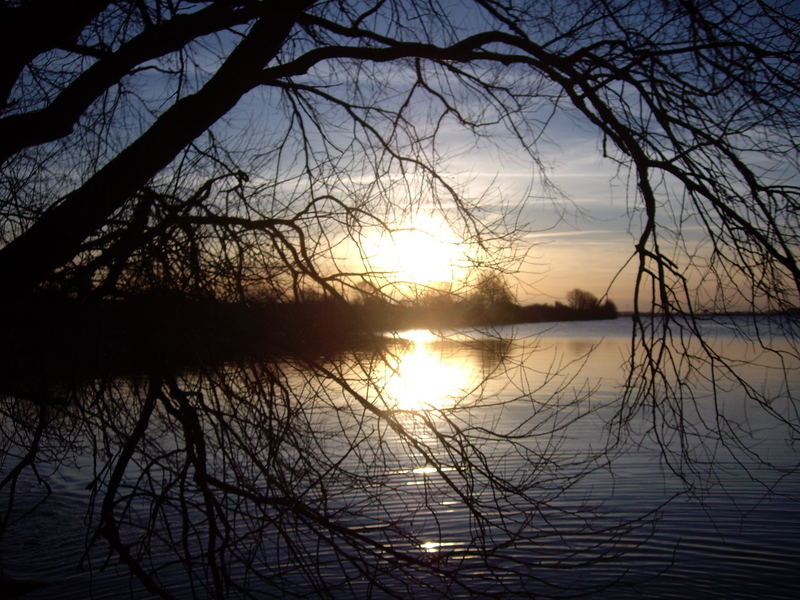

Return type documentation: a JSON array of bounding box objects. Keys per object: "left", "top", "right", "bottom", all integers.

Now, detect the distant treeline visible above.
[{"left": 353, "top": 295, "right": 619, "bottom": 331}]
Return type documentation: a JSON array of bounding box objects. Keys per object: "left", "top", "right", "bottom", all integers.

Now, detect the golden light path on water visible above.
[{"left": 372, "top": 329, "right": 485, "bottom": 556}]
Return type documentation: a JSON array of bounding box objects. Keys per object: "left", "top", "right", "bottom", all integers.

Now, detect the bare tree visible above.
[
  {"left": 1, "top": 1, "right": 797, "bottom": 313},
  {"left": 1, "top": 0, "right": 799, "bottom": 596},
  {"left": 565, "top": 289, "right": 600, "bottom": 312}
]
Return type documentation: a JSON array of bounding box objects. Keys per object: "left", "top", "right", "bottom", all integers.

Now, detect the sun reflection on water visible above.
[
  {"left": 419, "top": 540, "right": 456, "bottom": 553},
  {"left": 379, "top": 330, "right": 477, "bottom": 411},
  {"left": 411, "top": 465, "right": 438, "bottom": 474}
]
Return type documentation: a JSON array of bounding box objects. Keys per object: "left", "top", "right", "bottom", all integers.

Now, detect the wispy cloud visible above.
[{"left": 525, "top": 229, "right": 620, "bottom": 239}]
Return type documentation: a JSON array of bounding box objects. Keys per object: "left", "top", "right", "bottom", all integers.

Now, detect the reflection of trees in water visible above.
[{"left": 0, "top": 336, "right": 658, "bottom": 599}]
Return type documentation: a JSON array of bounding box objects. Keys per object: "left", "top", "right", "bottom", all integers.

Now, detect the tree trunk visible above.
[{"left": 0, "top": 5, "right": 308, "bottom": 297}]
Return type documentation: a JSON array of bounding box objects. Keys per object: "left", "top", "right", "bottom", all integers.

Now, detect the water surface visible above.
[{"left": 1, "top": 317, "right": 798, "bottom": 598}]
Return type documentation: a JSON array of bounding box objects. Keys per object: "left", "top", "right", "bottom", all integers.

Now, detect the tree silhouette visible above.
[
  {"left": 565, "top": 289, "right": 600, "bottom": 312},
  {"left": 1, "top": 1, "right": 797, "bottom": 314},
  {"left": 1, "top": 1, "right": 799, "bottom": 597},
  {"left": 470, "top": 271, "right": 515, "bottom": 307}
]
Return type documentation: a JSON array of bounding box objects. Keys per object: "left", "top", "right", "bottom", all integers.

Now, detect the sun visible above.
[{"left": 362, "top": 216, "right": 465, "bottom": 289}]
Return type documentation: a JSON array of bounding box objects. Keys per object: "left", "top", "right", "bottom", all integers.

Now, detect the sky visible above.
[
  {"left": 344, "top": 133, "right": 644, "bottom": 310},
  {"left": 517, "top": 141, "right": 641, "bottom": 309},
  {"left": 11, "top": 0, "right": 791, "bottom": 314},
  {"left": 434, "top": 116, "right": 644, "bottom": 310},
  {"left": 210, "top": 3, "right": 789, "bottom": 314},
  {"left": 333, "top": 116, "right": 652, "bottom": 310},
  {"left": 203, "top": 5, "right": 748, "bottom": 314}
]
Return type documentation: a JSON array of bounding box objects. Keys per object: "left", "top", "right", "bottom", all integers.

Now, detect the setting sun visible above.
[{"left": 361, "top": 216, "right": 465, "bottom": 290}]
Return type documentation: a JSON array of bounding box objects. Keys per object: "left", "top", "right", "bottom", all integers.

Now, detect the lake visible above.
[{"left": 1, "top": 316, "right": 799, "bottom": 598}]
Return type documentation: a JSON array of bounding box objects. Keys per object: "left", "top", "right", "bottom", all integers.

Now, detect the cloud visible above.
[{"left": 525, "top": 229, "right": 624, "bottom": 240}]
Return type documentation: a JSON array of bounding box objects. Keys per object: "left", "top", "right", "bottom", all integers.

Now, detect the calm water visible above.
[{"left": 1, "top": 317, "right": 799, "bottom": 598}]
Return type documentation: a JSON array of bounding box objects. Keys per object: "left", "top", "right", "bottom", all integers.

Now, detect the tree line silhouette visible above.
[{"left": 1, "top": 282, "right": 615, "bottom": 389}]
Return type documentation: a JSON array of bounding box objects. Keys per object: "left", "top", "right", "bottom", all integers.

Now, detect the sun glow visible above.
[
  {"left": 361, "top": 216, "right": 465, "bottom": 290},
  {"left": 379, "top": 332, "right": 476, "bottom": 411}
]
